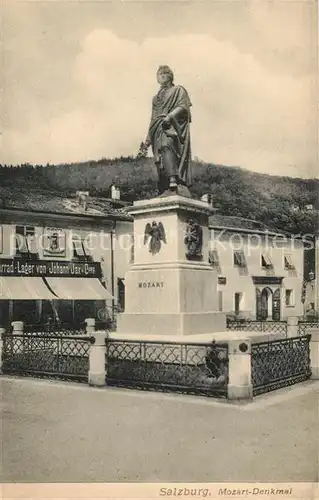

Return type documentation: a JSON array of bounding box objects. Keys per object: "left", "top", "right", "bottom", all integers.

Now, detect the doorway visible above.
[{"left": 256, "top": 287, "right": 281, "bottom": 320}]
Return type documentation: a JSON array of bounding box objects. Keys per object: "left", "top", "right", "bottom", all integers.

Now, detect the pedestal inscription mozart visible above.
[{"left": 139, "top": 65, "right": 192, "bottom": 197}]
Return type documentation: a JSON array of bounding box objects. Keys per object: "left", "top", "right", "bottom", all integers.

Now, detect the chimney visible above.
[
  {"left": 111, "top": 184, "right": 121, "bottom": 200},
  {"left": 201, "top": 193, "right": 213, "bottom": 206}
]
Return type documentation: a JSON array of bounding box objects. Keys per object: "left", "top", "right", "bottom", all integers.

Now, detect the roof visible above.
[
  {"left": 0, "top": 186, "right": 133, "bottom": 221},
  {"left": 208, "top": 215, "right": 283, "bottom": 235}
]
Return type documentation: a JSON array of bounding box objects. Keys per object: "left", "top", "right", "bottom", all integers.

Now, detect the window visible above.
[
  {"left": 118, "top": 278, "right": 125, "bottom": 312},
  {"left": 15, "top": 225, "right": 38, "bottom": 257},
  {"left": 72, "top": 236, "right": 93, "bottom": 261},
  {"left": 234, "top": 292, "right": 243, "bottom": 314},
  {"left": 285, "top": 289, "right": 295, "bottom": 307},
  {"left": 261, "top": 253, "right": 273, "bottom": 268},
  {"left": 209, "top": 249, "right": 219, "bottom": 266},
  {"left": 234, "top": 251, "right": 246, "bottom": 267},
  {"left": 284, "top": 255, "right": 295, "bottom": 270}
]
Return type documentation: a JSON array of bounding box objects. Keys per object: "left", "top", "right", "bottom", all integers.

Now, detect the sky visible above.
[{"left": 1, "top": 0, "right": 318, "bottom": 178}]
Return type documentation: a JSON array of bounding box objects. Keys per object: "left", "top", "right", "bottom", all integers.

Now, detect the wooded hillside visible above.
[{"left": 0, "top": 157, "right": 318, "bottom": 235}]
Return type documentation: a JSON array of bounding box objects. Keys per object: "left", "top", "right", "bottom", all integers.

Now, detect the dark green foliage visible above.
[{"left": 0, "top": 158, "right": 318, "bottom": 234}]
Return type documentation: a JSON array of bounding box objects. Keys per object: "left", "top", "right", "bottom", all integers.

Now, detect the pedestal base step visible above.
[{"left": 116, "top": 311, "right": 226, "bottom": 336}]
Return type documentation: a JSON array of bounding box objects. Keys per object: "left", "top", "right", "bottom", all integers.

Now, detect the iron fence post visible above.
[
  {"left": 308, "top": 328, "right": 319, "bottom": 379},
  {"left": 57, "top": 337, "right": 61, "bottom": 374},
  {"left": 227, "top": 338, "right": 253, "bottom": 400},
  {"left": 140, "top": 342, "right": 146, "bottom": 381}
]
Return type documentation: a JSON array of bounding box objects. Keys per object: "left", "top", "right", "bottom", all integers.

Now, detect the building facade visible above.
[
  {"left": 0, "top": 198, "right": 132, "bottom": 328},
  {"left": 209, "top": 216, "right": 304, "bottom": 320},
  {"left": 0, "top": 195, "right": 306, "bottom": 328}
]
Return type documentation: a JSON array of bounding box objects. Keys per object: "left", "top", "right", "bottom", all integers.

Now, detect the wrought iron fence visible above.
[
  {"left": 298, "top": 321, "right": 319, "bottom": 336},
  {"left": 105, "top": 339, "right": 229, "bottom": 397},
  {"left": 251, "top": 335, "right": 311, "bottom": 396},
  {"left": 1, "top": 333, "right": 93, "bottom": 381},
  {"left": 227, "top": 319, "right": 287, "bottom": 336}
]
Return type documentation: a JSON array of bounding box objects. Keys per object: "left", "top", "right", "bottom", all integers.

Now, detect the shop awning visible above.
[
  {"left": 45, "top": 278, "right": 114, "bottom": 300},
  {"left": 0, "top": 277, "right": 58, "bottom": 300}
]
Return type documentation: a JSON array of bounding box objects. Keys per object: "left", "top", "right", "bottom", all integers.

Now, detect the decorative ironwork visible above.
[
  {"left": 105, "top": 339, "right": 228, "bottom": 397},
  {"left": 251, "top": 335, "right": 311, "bottom": 396},
  {"left": 184, "top": 219, "right": 203, "bottom": 261},
  {"left": 144, "top": 221, "right": 166, "bottom": 255},
  {"left": 298, "top": 321, "right": 319, "bottom": 336},
  {"left": 1, "top": 333, "right": 92, "bottom": 381},
  {"left": 227, "top": 319, "right": 287, "bottom": 336}
]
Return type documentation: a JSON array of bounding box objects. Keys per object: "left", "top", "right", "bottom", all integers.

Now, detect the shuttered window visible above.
[
  {"left": 284, "top": 255, "right": 295, "bottom": 269},
  {"left": 261, "top": 253, "right": 273, "bottom": 268},
  {"left": 234, "top": 251, "right": 246, "bottom": 267},
  {"left": 72, "top": 236, "right": 93, "bottom": 261},
  {"left": 15, "top": 226, "right": 38, "bottom": 257}
]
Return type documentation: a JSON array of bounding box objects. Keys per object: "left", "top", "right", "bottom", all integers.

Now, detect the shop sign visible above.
[
  {"left": 252, "top": 276, "right": 284, "bottom": 285},
  {"left": 0, "top": 258, "right": 101, "bottom": 278}
]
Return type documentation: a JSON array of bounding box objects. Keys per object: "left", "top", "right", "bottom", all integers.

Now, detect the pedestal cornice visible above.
[
  {"left": 128, "top": 195, "right": 216, "bottom": 217},
  {"left": 129, "top": 261, "right": 214, "bottom": 271}
]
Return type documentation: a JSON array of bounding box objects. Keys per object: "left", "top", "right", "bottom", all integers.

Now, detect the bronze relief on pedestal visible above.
[
  {"left": 184, "top": 219, "right": 203, "bottom": 261},
  {"left": 144, "top": 221, "right": 166, "bottom": 255}
]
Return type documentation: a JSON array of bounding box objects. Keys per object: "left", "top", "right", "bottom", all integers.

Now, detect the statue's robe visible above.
[{"left": 147, "top": 85, "right": 192, "bottom": 187}]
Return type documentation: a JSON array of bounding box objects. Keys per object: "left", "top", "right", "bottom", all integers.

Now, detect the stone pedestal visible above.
[
  {"left": 85, "top": 317, "right": 96, "bottom": 336},
  {"left": 287, "top": 316, "right": 298, "bottom": 338},
  {"left": 88, "top": 331, "right": 107, "bottom": 387},
  {"left": 12, "top": 321, "right": 24, "bottom": 334},
  {"left": 309, "top": 328, "right": 319, "bottom": 380},
  {"left": 117, "top": 195, "right": 226, "bottom": 337},
  {"left": 227, "top": 338, "right": 253, "bottom": 400}
]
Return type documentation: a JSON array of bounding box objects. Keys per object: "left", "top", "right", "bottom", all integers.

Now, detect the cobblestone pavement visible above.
[{"left": 1, "top": 377, "right": 318, "bottom": 483}]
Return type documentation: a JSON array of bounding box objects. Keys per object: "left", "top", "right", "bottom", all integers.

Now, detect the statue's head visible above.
[{"left": 157, "top": 65, "right": 174, "bottom": 86}]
